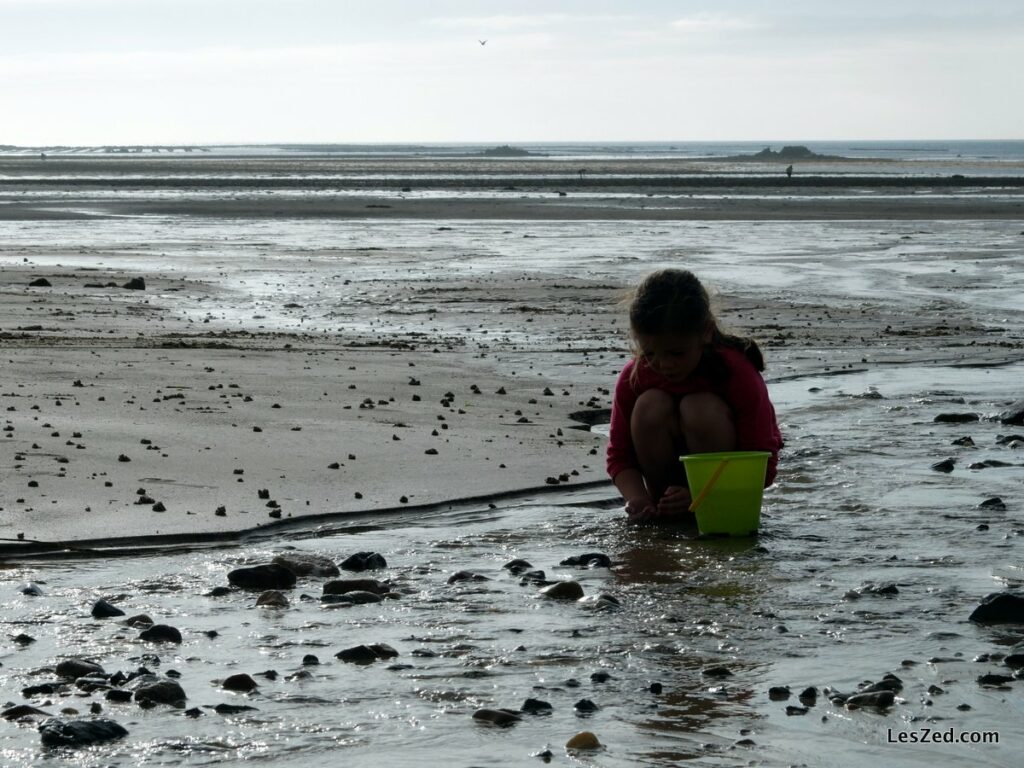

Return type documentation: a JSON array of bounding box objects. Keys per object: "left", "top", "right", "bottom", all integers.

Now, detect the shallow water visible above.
[{"left": 3, "top": 361, "right": 1022, "bottom": 766}]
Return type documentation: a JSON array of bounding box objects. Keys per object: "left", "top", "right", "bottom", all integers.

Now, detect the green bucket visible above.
[{"left": 680, "top": 451, "right": 770, "bottom": 536}]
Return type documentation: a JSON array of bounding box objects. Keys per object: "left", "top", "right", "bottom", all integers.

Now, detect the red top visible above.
[{"left": 606, "top": 346, "right": 782, "bottom": 485}]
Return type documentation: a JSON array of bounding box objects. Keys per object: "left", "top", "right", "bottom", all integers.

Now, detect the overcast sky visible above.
[{"left": 2, "top": 0, "right": 1022, "bottom": 144}]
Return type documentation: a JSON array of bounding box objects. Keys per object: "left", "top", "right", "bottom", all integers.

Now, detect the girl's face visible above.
[{"left": 635, "top": 331, "right": 708, "bottom": 382}]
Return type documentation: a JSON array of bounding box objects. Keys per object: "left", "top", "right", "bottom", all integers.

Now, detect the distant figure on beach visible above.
[
  {"left": 607, "top": 269, "right": 782, "bottom": 523},
  {"left": 578, "top": 168, "right": 586, "bottom": 180},
  {"left": 479, "top": 39, "right": 487, "bottom": 45},
  {"left": 40, "top": 152, "right": 47, "bottom": 160},
  {"left": 786, "top": 164, "right": 793, "bottom": 178}
]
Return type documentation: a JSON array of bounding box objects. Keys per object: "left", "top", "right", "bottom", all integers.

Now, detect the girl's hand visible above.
[
  {"left": 657, "top": 486, "right": 692, "bottom": 516},
  {"left": 625, "top": 495, "right": 657, "bottom": 523}
]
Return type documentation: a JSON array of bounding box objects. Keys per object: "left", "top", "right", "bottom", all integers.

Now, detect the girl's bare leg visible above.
[
  {"left": 630, "top": 389, "right": 686, "bottom": 502},
  {"left": 678, "top": 392, "right": 737, "bottom": 454}
]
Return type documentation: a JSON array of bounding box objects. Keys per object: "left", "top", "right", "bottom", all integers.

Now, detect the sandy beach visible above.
[{"left": 2, "top": 153, "right": 1024, "bottom": 766}]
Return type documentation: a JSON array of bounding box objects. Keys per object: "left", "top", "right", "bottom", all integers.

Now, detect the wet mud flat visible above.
[{"left": 2, "top": 161, "right": 1024, "bottom": 764}]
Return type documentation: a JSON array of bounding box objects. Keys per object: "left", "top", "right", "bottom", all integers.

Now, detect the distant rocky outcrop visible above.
[
  {"left": 477, "top": 145, "right": 543, "bottom": 158},
  {"left": 723, "top": 145, "right": 847, "bottom": 162}
]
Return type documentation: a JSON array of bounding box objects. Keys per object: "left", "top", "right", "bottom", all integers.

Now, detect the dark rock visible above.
[
  {"left": 447, "top": 570, "right": 490, "bottom": 584},
  {"left": 768, "top": 686, "right": 790, "bottom": 701},
  {"left": 472, "top": 708, "right": 521, "bottom": 726},
  {"left": 207, "top": 587, "right": 232, "bottom": 597},
  {"left": 590, "top": 671, "right": 612, "bottom": 683},
  {"left": 302, "top": 654, "right": 320, "bottom": 666},
  {"left": 649, "top": 682, "right": 663, "bottom": 694},
  {"left": 55, "top": 659, "right": 105, "bottom": 680},
  {"left": 125, "top": 613, "right": 154, "bottom": 627},
  {"left": 214, "top": 703, "right": 258, "bottom": 715},
  {"left": 798, "top": 686, "right": 818, "bottom": 703},
  {"left": 38, "top": 717, "right": 128, "bottom": 747},
  {"left": 785, "top": 705, "right": 809, "bottom": 716},
  {"left": 539, "top": 580, "right": 584, "bottom": 600},
  {"left": 503, "top": 558, "right": 533, "bottom": 574},
  {"left": 184, "top": 707, "right": 204, "bottom": 718},
  {"left": 256, "top": 590, "right": 289, "bottom": 607},
  {"left": 340, "top": 552, "right": 387, "bottom": 571},
  {"left": 573, "top": 698, "right": 599, "bottom": 713},
  {"left": 3, "top": 704, "right": 51, "bottom": 720},
  {"left": 20, "top": 582, "right": 44, "bottom": 596},
  {"left": 14, "top": 633, "right": 36, "bottom": 646},
  {"left": 228, "top": 564, "right": 297, "bottom": 590},
  {"left": 1004, "top": 654, "right": 1024, "bottom": 669},
  {"left": 996, "top": 434, "right": 1024, "bottom": 445},
  {"left": 951, "top": 436, "right": 975, "bottom": 446},
  {"left": 977, "top": 673, "right": 1013, "bottom": 687},
  {"left": 131, "top": 677, "right": 187, "bottom": 707},
  {"left": 323, "top": 578, "right": 390, "bottom": 595},
  {"left": 139, "top": 624, "right": 182, "bottom": 644},
  {"left": 122, "top": 277, "right": 146, "bottom": 290},
  {"left": 969, "top": 592, "right": 1024, "bottom": 624},
  {"left": 998, "top": 399, "right": 1024, "bottom": 426},
  {"left": 322, "top": 590, "right": 383, "bottom": 605},
  {"left": 23, "top": 683, "right": 59, "bottom": 697},
  {"left": 560, "top": 553, "right": 612, "bottom": 568},
  {"left": 105, "top": 690, "right": 132, "bottom": 703},
  {"left": 703, "top": 666, "right": 733, "bottom": 679},
  {"left": 91, "top": 599, "right": 125, "bottom": 619},
  {"left": 222, "top": 673, "right": 258, "bottom": 692},
  {"left": 979, "top": 497, "right": 1007, "bottom": 510},
  {"left": 271, "top": 552, "right": 340, "bottom": 577},
  {"left": 335, "top": 643, "right": 399, "bottom": 664},
  {"left": 931, "top": 458, "right": 955, "bottom": 473},
  {"left": 29, "top": 278, "right": 52, "bottom": 287},
  {"left": 520, "top": 698, "right": 553, "bottom": 715},
  {"left": 845, "top": 690, "right": 894, "bottom": 709},
  {"left": 519, "top": 570, "right": 548, "bottom": 585},
  {"left": 934, "top": 413, "right": 979, "bottom": 423}
]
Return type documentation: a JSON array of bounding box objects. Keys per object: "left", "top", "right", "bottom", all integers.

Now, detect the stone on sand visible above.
[{"left": 38, "top": 717, "right": 128, "bottom": 747}]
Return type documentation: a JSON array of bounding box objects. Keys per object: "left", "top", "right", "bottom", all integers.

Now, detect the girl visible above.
[{"left": 607, "top": 269, "right": 782, "bottom": 523}]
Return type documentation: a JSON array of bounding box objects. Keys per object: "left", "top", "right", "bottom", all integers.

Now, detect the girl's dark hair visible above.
[{"left": 628, "top": 268, "right": 765, "bottom": 372}]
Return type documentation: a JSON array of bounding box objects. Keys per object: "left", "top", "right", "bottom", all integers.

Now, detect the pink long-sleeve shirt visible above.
[{"left": 606, "top": 346, "right": 782, "bottom": 485}]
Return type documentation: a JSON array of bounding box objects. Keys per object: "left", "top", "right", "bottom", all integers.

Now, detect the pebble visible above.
[
  {"left": 559, "top": 552, "right": 612, "bottom": 568},
  {"left": 91, "top": 599, "right": 125, "bottom": 619},
  {"left": 565, "top": 731, "right": 601, "bottom": 750},
  {"left": 271, "top": 552, "right": 340, "bottom": 577},
  {"left": 574, "top": 698, "right": 599, "bottom": 713},
  {"left": 222, "top": 673, "right": 259, "bottom": 692},
  {"left": 998, "top": 399, "right": 1024, "bottom": 425},
  {"left": 139, "top": 624, "right": 182, "bottom": 644},
  {"left": 323, "top": 578, "right": 390, "bottom": 596},
  {"left": 520, "top": 698, "right": 553, "bottom": 715},
  {"left": 3, "top": 704, "right": 51, "bottom": 720},
  {"left": 215, "top": 703, "right": 258, "bottom": 715},
  {"left": 321, "top": 590, "right": 383, "bottom": 605},
  {"left": 539, "top": 580, "right": 584, "bottom": 600},
  {"left": 38, "top": 717, "right": 128, "bottom": 747},
  {"left": 785, "top": 705, "right": 809, "bottom": 715},
  {"left": 844, "top": 690, "right": 894, "bottom": 709},
  {"left": 933, "top": 413, "right": 979, "bottom": 423},
  {"left": 768, "top": 685, "right": 790, "bottom": 701},
  {"left": 969, "top": 592, "right": 1024, "bottom": 624},
  {"left": 447, "top": 570, "right": 490, "bottom": 584},
  {"left": 55, "top": 659, "right": 105, "bottom": 680},
  {"left": 340, "top": 551, "right": 388, "bottom": 571},
  {"left": 335, "top": 643, "right": 399, "bottom": 664},
  {"left": 979, "top": 497, "right": 1007, "bottom": 510},
  {"left": 256, "top": 590, "right": 289, "bottom": 607},
  {"left": 930, "top": 458, "right": 956, "bottom": 473},
  {"left": 131, "top": 677, "right": 187, "bottom": 707},
  {"left": 228, "top": 564, "right": 297, "bottom": 590},
  {"left": 472, "top": 708, "right": 522, "bottom": 726},
  {"left": 20, "top": 582, "right": 44, "bottom": 596},
  {"left": 503, "top": 558, "right": 533, "bottom": 574}
]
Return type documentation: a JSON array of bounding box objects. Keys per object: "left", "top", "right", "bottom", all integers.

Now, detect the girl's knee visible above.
[
  {"left": 679, "top": 392, "right": 735, "bottom": 431},
  {"left": 631, "top": 389, "right": 677, "bottom": 431}
]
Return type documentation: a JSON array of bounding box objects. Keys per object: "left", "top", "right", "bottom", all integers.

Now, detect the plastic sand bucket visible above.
[{"left": 679, "top": 451, "right": 770, "bottom": 536}]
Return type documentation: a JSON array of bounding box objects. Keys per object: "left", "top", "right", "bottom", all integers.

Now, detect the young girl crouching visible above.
[{"left": 607, "top": 269, "right": 782, "bottom": 523}]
